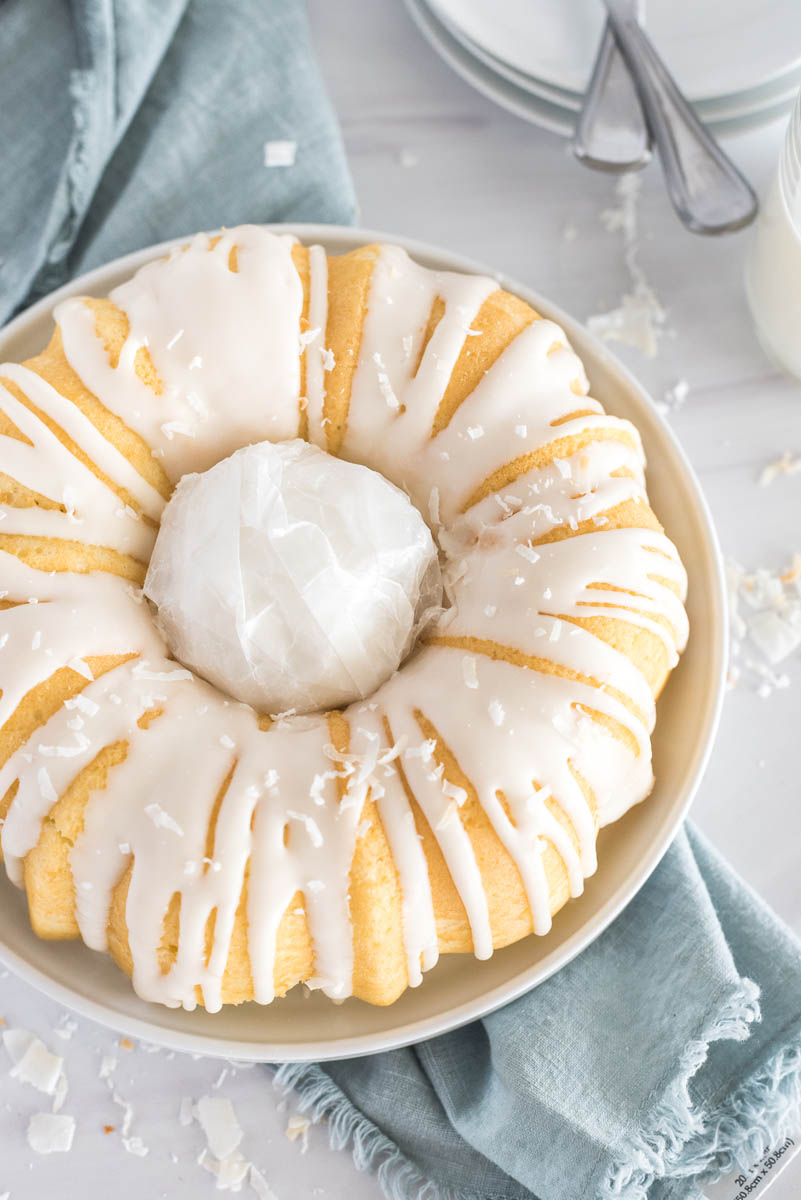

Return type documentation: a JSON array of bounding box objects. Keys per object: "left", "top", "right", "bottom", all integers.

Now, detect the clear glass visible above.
[{"left": 746, "top": 89, "right": 801, "bottom": 382}]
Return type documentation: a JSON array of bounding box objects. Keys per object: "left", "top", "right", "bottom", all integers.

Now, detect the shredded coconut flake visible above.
[
  {"left": 462, "top": 656, "right": 479, "bottom": 689},
  {"left": 655, "top": 378, "right": 690, "bottom": 416},
  {"left": 285, "top": 1113, "right": 311, "bottom": 1153},
  {"left": 144, "top": 803, "right": 185, "bottom": 837},
  {"left": 186, "top": 390, "right": 208, "bottom": 419},
  {"left": 587, "top": 174, "right": 669, "bottom": 358},
  {"left": 3, "top": 1027, "right": 34, "bottom": 1064},
  {"left": 286, "top": 810, "right": 324, "bottom": 848},
  {"left": 435, "top": 800, "right": 459, "bottom": 830},
  {"left": 249, "top": 1165, "right": 280, "bottom": 1200},
  {"left": 377, "top": 372, "right": 399, "bottom": 409},
  {"left": 37, "top": 767, "right": 57, "bottom": 803},
  {"left": 37, "top": 732, "right": 91, "bottom": 758},
  {"left": 488, "top": 699, "right": 505, "bottom": 726},
  {"left": 442, "top": 778, "right": 468, "bottom": 806},
  {"left": 10, "top": 1037, "right": 64, "bottom": 1096},
  {"left": 263, "top": 139, "right": 297, "bottom": 168},
  {"left": 299, "top": 326, "right": 321, "bottom": 350},
  {"left": 132, "top": 662, "right": 193, "bottom": 682},
  {"left": 53, "top": 1072, "right": 68, "bottom": 1113},
  {"left": 27, "top": 1112, "right": 75, "bottom": 1154},
  {"left": 726, "top": 555, "right": 801, "bottom": 693},
  {"left": 98, "top": 1055, "right": 117, "bottom": 1080},
  {"left": 759, "top": 451, "right": 801, "bottom": 487},
  {"left": 196, "top": 1096, "right": 244, "bottom": 1161},
  {"left": 54, "top": 1017, "right": 78, "bottom": 1042},
  {"left": 405, "top": 738, "right": 436, "bottom": 763},
  {"left": 62, "top": 485, "right": 82, "bottom": 524},
  {"left": 124, "top": 1135, "right": 149, "bottom": 1157},
  {"left": 67, "top": 657, "right": 94, "bottom": 681},
  {"left": 161, "top": 420, "right": 197, "bottom": 439}
]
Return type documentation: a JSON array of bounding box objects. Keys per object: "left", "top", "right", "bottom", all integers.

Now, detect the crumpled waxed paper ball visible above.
[{"left": 144, "top": 439, "right": 442, "bottom": 713}]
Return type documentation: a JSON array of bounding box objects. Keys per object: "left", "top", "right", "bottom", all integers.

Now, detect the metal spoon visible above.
[
  {"left": 601, "top": 0, "right": 758, "bottom": 234},
  {"left": 573, "top": 18, "right": 652, "bottom": 173}
]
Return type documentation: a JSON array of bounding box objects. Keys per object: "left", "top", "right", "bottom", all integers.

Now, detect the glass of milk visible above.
[{"left": 746, "top": 91, "right": 801, "bottom": 382}]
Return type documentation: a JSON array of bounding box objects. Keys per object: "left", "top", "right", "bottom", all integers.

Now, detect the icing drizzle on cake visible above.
[{"left": 0, "top": 227, "right": 688, "bottom": 1009}]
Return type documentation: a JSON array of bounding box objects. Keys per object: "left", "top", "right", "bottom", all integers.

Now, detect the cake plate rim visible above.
[{"left": 0, "top": 224, "right": 727, "bottom": 1061}]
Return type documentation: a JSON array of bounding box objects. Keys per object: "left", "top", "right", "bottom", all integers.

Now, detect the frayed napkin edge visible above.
[
  {"left": 272, "top": 1060, "right": 508, "bottom": 1200},
  {"left": 603, "top": 979, "right": 801, "bottom": 1200},
  {"left": 272, "top": 984, "right": 801, "bottom": 1200},
  {"left": 676, "top": 1036, "right": 801, "bottom": 1198}
]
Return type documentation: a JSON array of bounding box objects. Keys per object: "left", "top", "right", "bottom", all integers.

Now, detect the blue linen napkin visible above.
[
  {"left": 275, "top": 825, "right": 801, "bottom": 1200},
  {"left": 0, "top": 0, "right": 357, "bottom": 323},
  {"left": 3, "top": 5, "right": 800, "bottom": 1198}
]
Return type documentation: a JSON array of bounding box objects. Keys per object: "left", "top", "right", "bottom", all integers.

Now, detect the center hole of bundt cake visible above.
[{"left": 143, "top": 438, "right": 442, "bottom": 715}]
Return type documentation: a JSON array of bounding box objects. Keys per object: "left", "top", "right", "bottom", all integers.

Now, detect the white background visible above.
[{"left": 1, "top": 1, "right": 800, "bottom": 1197}]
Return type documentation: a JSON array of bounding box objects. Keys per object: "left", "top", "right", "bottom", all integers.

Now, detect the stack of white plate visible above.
[{"left": 405, "top": 0, "right": 801, "bottom": 138}]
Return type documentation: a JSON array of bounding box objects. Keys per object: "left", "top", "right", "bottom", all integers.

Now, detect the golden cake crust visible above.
[{"left": 0, "top": 230, "right": 687, "bottom": 1008}]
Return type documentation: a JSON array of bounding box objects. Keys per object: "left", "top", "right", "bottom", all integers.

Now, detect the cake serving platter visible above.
[{"left": 0, "top": 225, "right": 726, "bottom": 1062}]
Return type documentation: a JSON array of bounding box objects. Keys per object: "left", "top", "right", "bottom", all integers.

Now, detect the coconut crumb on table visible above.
[
  {"left": 250, "top": 1164, "right": 281, "bottom": 1199},
  {"left": 759, "top": 451, "right": 801, "bottom": 487},
  {"left": 285, "top": 1113, "right": 311, "bottom": 1153},
  {"left": 176, "top": 1092, "right": 284, "bottom": 1195},
  {"left": 654, "top": 379, "right": 690, "bottom": 416},
  {"left": 726, "top": 554, "right": 801, "bottom": 695},
  {"left": 587, "top": 174, "right": 670, "bottom": 359},
  {"left": 27, "top": 1112, "right": 75, "bottom": 1154}
]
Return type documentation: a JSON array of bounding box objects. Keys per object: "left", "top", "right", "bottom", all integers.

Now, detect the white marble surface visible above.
[{"left": 2, "top": 1, "right": 801, "bottom": 1196}]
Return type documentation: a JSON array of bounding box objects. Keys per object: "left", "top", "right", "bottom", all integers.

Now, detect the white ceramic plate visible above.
[
  {"left": 428, "top": 0, "right": 801, "bottom": 104},
  {"left": 436, "top": 4, "right": 801, "bottom": 124},
  {"left": 405, "top": 0, "right": 797, "bottom": 140},
  {"left": 406, "top": 0, "right": 576, "bottom": 138},
  {"left": 0, "top": 224, "right": 726, "bottom": 1062}
]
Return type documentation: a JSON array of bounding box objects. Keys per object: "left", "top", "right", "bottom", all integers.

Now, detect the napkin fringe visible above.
[
  {"left": 274, "top": 1061, "right": 482, "bottom": 1200},
  {"left": 603, "top": 979, "right": 768, "bottom": 1198},
  {"left": 684, "top": 1032, "right": 801, "bottom": 1188}
]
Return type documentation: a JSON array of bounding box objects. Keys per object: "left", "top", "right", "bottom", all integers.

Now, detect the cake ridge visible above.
[{"left": 0, "top": 227, "right": 688, "bottom": 1009}]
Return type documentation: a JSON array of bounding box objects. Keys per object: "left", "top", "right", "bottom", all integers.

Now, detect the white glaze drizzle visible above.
[
  {"left": 0, "top": 369, "right": 157, "bottom": 560},
  {"left": 54, "top": 227, "right": 303, "bottom": 480},
  {"left": 0, "top": 232, "right": 688, "bottom": 1006}
]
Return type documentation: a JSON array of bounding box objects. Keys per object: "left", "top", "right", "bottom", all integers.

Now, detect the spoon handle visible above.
[
  {"left": 602, "top": 0, "right": 758, "bottom": 234},
  {"left": 573, "top": 18, "right": 652, "bottom": 173}
]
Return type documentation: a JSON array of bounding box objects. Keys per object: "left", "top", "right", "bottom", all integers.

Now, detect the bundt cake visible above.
[{"left": 0, "top": 226, "right": 688, "bottom": 1011}]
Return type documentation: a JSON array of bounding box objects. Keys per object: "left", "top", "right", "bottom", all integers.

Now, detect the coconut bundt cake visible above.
[{"left": 0, "top": 226, "right": 688, "bottom": 1011}]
